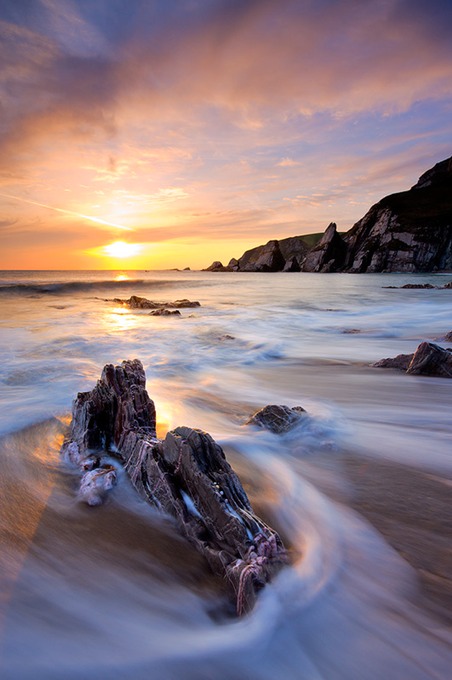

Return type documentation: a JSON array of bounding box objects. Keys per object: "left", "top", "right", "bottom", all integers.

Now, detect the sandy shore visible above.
[{"left": 341, "top": 454, "right": 452, "bottom": 625}]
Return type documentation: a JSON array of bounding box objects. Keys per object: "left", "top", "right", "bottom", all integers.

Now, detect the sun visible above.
[{"left": 103, "top": 241, "right": 142, "bottom": 258}]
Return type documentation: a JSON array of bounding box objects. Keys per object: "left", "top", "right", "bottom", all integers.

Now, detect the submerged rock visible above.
[
  {"left": 373, "top": 342, "right": 452, "bottom": 377},
  {"left": 246, "top": 404, "right": 307, "bottom": 434},
  {"left": 113, "top": 296, "right": 201, "bottom": 309},
  {"left": 61, "top": 360, "right": 286, "bottom": 615},
  {"left": 79, "top": 466, "right": 117, "bottom": 506},
  {"left": 63, "top": 441, "right": 117, "bottom": 505},
  {"left": 149, "top": 309, "right": 181, "bottom": 316}
]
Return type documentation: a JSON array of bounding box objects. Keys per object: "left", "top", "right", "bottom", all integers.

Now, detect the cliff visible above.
[
  {"left": 343, "top": 156, "right": 452, "bottom": 272},
  {"left": 204, "top": 156, "right": 452, "bottom": 273}
]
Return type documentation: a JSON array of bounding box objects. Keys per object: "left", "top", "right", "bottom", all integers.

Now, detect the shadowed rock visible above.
[
  {"left": 373, "top": 342, "right": 452, "bottom": 377},
  {"left": 407, "top": 342, "right": 452, "bottom": 377},
  {"left": 373, "top": 354, "right": 413, "bottom": 371},
  {"left": 246, "top": 404, "right": 307, "bottom": 434},
  {"left": 61, "top": 360, "right": 286, "bottom": 615},
  {"left": 238, "top": 240, "right": 286, "bottom": 272},
  {"left": 303, "top": 223, "right": 347, "bottom": 272}
]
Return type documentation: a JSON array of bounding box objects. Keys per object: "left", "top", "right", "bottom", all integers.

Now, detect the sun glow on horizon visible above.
[{"left": 103, "top": 241, "right": 142, "bottom": 258}]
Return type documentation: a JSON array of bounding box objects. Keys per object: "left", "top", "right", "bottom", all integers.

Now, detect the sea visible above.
[{"left": 0, "top": 269, "right": 451, "bottom": 679}]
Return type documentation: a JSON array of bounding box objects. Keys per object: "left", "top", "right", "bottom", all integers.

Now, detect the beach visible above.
[{"left": 1, "top": 270, "right": 451, "bottom": 679}]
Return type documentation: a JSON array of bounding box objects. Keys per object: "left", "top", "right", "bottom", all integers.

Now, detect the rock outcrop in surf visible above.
[
  {"left": 61, "top": 360, "right": 287, "bottom": 615},
  {"left": 373, "top": 341, "right": 452, "bottom": 377}
]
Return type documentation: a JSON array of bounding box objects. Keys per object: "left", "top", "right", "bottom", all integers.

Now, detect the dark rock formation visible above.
[
  {"left": 283, "top": 256, "right": 301, "bottom": 272},
  {"left": 237, "top": 239, "right": 286, "bottom": 272},
  {"left": 202, "top": 261, "right": 232, "bottom": 272},
  {"left": 204, "top": 156, "right": 452, "bottom": 274},
  {"left": 61, "top": 360, "right": 286, "bottom": 614},
  {"left": 400, "top": 283, "right": 436, "bottom": 289},
  {"left": 113, "top": 296, "right": 201, "bottom": 309},
  {"left": 384, "top": 282, "right": 452, "bottom": 289},
  {"left": 407, "top": 342, "right": 452, "bottom": 377},
  {"left": 246, "top": 404, "right": 306, "bottom": 434},
  {"left": 374, "top": 342, "right": 452, "bottom": 377},
  {"left": 303, "top": 223, "right": 347, "bottom": 272},
  {"left": 278, "top": 236, "right": 309, "bottom": 270},
  {"left": 373, "top": 353, "right": 413, "bottom": 371},
  {"left": 149, "top": 309, "right": 181, "bottom": 316},
  {"left": 343, "top": 157, "right": 452, "bottom": 272}
]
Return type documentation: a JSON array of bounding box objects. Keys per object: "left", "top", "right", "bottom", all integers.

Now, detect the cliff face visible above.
[
  {"left": 302, "top": 223, "right": 347, "bottom": 272},
  {"left": 204, "top": 156, "right": 452, "bottom": 273},
  {"left": 343, "top": 156, "right": 452, "bottom": 272}
]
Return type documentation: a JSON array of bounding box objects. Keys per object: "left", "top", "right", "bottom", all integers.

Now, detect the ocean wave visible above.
[{"left": 0, "top": 279, "right": 180, "bottom": 296}]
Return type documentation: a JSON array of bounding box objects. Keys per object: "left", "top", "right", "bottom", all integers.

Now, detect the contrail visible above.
[{"left": 0, "top": 193, "right": 133, "bottom": 231}]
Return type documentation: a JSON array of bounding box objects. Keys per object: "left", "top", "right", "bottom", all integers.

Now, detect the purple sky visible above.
[{"left": 1, "top": 0, "right": 451, "bottom": 268}]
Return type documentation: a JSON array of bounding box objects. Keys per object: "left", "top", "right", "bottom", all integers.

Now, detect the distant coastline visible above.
[{"left": 204, "top": 156, "right": 452, "bottom": 274}]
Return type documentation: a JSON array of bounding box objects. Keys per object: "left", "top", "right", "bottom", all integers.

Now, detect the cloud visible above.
[
  {"left": 277, "top": 158, "right": 300, "bottom": 168},
  {"left": 0, "top": 0, "right": 451, "bottom": 267}
]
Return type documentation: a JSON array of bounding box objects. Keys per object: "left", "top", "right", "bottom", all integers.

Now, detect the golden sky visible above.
[{"left": 1, "top": 0, "right": 451, "bottom": 269}]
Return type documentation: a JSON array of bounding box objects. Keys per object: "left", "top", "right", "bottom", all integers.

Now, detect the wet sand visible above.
[{"left": 341, "top": 454, "right": 452, "bottom": 625}]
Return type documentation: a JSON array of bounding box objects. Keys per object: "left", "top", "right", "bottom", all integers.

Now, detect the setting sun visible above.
[{"left": 103, "top": 241, "right": 142, "bottom": 259}]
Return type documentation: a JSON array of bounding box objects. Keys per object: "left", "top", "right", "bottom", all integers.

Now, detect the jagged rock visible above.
[
  {"left": 343, "top": 156, "right": 452, "bottom": 272},
  {"left": 183, "top": 267, "right": 191, "bottom": 271},
  {"left": 283, "top": 256, "right": 301, "bottom": 272},
  {"left": 203, "top": 261, "right": 232, "bottom": 272},
  {"left": 407, "top": 342, "right": 452, "bottom": 377},
  {"left": 61, "top": 360, "right": 286, "bottom": 615},
  {"left": 303, "top": 223, "right": 347, "bottom": 272},
  {"left": 113, "top": 296, "right": 201, "bottom": 309},
  {"left": 237, "top": 240, "right": 286, "bottom": 272},
  {"left": 246, "top": 404, "right": 307, "bottom": 434},
  {"left": 149, "top": 309, "right": 181, "bottom": 316},
  {"left": 228, "top": 258, "right": 239, "bottom": 271},
  {"left": 373, "top": 342, "right": 452, "bottom": 377}
]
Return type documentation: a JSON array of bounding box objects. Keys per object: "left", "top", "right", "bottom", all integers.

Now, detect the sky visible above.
[{"left": 0, "top": 0, "right": 451, "bottom": 270}]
